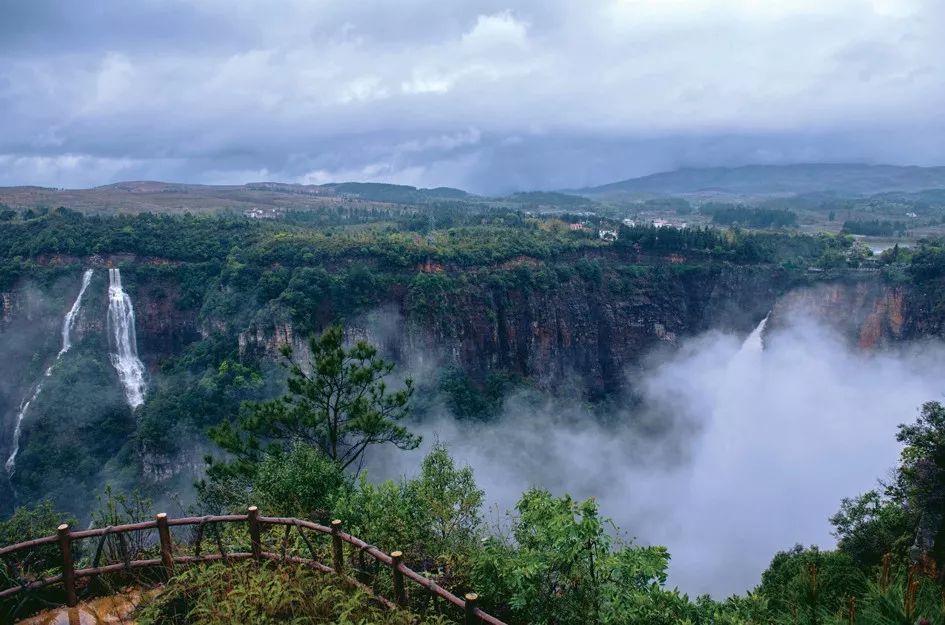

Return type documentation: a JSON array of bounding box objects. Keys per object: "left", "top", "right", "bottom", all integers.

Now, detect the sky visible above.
[{"left": 1, "top": 0, "right": 944, "bottom": 193}]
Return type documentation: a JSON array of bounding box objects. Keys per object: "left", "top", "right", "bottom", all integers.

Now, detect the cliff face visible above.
[
  {"left": 65, "top": 272, "right": 203, "bottom": 368},
  {"left": 5, "top": 259, "right": 945, "bottom": 515},
  {"left": 0, "top": 269, "right": 204, "bottom": 492},
  {"left": 768, "top": 279, "right": 924, "bottom": 349},
  {"left": 127, "top": 281, "right": 202, "bottom": 364},
  {"left": 401, "top": 266, "right": 779, "bottom": 396},
  {"left": 0, "top": 291, "right": 21, "bottom": 328},
  {"left": 5, "top": 264, "right": 939, "bottom": 411},
  {"left": 240, "top": 264, "right": 789, "bottom": 397},
  {"left": 0, "top": 283, "right": 75, "bottom": 447}
]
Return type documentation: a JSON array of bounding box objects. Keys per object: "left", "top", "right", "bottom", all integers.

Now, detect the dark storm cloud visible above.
[{"left": 0, "top": 0, "right": 943, "bottom": 192}]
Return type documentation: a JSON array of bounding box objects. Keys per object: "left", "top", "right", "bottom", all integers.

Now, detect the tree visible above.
[
  {"left": 471, "top": 489, "right": 681, "bottom": 625},
  {"left": 830, "top": 490, "right": 914, "bottom": 570},
  {"left": 209, "top": 325, "right": 419, "bottom": 475},
  {"left": 895, "top": 401, "right": 945, "bottom": 566},
  {"left": 409, "top": 442, "right": 484, "bottom": 555},
  {"left": 828, "top": 402, "right": 945, "bottom": 577},
  {"left": 334, "top": 443, "right": 484, "bottom": 577},
  {"left": 0, "top": 502, "right": 74, "bottom": 579},
  {"left": 757, "top": 545, "right": 865, "bottom": 624}
]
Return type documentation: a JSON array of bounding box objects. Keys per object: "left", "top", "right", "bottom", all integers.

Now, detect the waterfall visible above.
[
  {"left": 6, "top": 269, "right": 94, "bottom": 474},
  {"left": 739, "top": 315, "right": 768, "bottom": 356},
  {"left": 59, "top": 269, "right": 94, "bottom": 357},
  {"left": 107, "top": 268, "right": 147, "bottom": 409}
]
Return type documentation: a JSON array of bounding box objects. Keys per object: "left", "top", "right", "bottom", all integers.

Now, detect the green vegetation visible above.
[
  {"left": 8, "top": 197, "right": 945, "bottom": 622},
  {"left": 207, "top": 325, "right": 418, "bottom": 476},
  {"left": 13, "top": 336, "right": 137, "bottom": 509},
  {"left": 841, "top": 220, "right": 907, "bottom": 237},
  {"left": 136, "top": 561, "right": 449, "bottom": 625},
  {"left": 0, "top": 501, "right": 71, "bottom": 579},
  {"left": 5, "top": 322, "right": 945, "bottom": 625},
  {"left": 504, "top": 191, "right": 596, "bottom": 209},
  {"left": 325, "top": 181, "right": 468, "bottom": 203},
  {"left": 189, "top": 333, "right": 945, "bottom": 625},
  {"left": 188, "top": 396, "right": 945, "bottom": 625},
  {"left": 615, "top": 223, "right": 844, "bottom": 266},
  {"left": 703, "top": 205, "right": 798, "bottom": 228},
  {"left": 4, "top": 207, "right": 944, "bottom": 520}
]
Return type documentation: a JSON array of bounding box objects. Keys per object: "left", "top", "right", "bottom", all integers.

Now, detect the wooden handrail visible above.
[{"left": 0, "top": 508, "right": 507, "bottom": 625}]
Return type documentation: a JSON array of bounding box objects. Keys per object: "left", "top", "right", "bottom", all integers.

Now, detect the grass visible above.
[{"left": 135, "top": 560, "right": 455, "bottom": 625}]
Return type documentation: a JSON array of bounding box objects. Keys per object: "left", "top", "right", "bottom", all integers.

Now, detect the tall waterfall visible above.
[
  {"left": 107, "top": 268, "right": 147, "bottom": 409},
  {"left": 739, "top": 314, "right": 768, "bottom": 355},
  {"left": 59, "top": 269, "right": 94, "bottom": 356},
  {"left": 5, "top": 269, "right": 94, "bottom": 474}
]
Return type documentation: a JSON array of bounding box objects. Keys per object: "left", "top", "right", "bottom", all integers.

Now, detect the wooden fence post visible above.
[
  {"left": 156, "top": 513, "right": 174, "bottom": 578},
  {"left": 390, "top": 551, "right": 407, "bottom": 607},
  {"left": 330, "top": 519, "right": 344, "bottom": 574},
  {"left": 464, "top": 593, "right": 479, "bottom": 625},
  {"left": 247, "top": 506, "right": 261, "bottom": 560},
  {"left": 57, "top": 523, "right": 77, "bottom": 608}
]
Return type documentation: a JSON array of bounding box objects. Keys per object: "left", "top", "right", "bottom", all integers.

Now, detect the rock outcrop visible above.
[
  {"left": 768, "top": 278, "right": 923, "bottom": 349},
  {"left": 239, "top": 264, "right": 787, "bottom": 397}
]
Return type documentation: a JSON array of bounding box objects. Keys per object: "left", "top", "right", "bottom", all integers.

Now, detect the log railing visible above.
[{"left": 0, "top": 507, "right": 505, "bottom": 625}]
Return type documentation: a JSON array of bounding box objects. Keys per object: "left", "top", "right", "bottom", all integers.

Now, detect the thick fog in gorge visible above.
[
  {"left": 366, "top": 315, "right": 945, "bottom": 597},
  {"left": 6, "top": 277, "right": 945, "bottom": 596}
]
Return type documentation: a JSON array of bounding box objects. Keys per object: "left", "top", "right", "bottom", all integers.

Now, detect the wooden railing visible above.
[{"left": 0, "top": 507, "right": 506, "bottom": 625}]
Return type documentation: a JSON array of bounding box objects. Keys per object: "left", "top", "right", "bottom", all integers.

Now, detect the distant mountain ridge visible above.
[
  {"left": 0, "top": 180, "right": 473, "bottom": 214},
  {"left": 6, "top": 164, "right": 945, "bottom": 213},
  {"left": 577, "top": 163, "right": 945, "bottom": 197}
]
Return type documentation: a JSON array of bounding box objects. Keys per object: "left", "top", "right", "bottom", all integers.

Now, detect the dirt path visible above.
[{"left": 15, "top": 588, "right": 156, "bottom": 625}]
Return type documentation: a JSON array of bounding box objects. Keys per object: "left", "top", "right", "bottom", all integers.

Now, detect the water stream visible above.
[
  {"left": 107, "top": 268, "right": 147, "bottom": 409},
  {"left": 5, "top": 269, "right": 94, "bottom": 474}
]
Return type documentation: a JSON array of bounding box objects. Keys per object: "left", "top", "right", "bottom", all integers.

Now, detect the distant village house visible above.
[{"left": 244, "top": 207, "right": 283, "bottom": 219}]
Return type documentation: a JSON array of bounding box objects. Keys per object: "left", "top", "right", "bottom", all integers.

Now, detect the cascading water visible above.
[
  {"left": 107, "top": 268, "right": 147, "bottom": 409},
  {"left": 6, "top": 389, "right": 41, "bottom": 474},
  {"left": 5, "top": 269, "right": 94, "bottom": 474},
  {"left": 738, "top": 314, "right": 768, "bottom": 356},
  {"left": 59, "top": 269, "right": 94, "bottom": 356}
]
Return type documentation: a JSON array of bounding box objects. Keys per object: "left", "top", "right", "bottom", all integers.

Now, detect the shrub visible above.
[{"left": 135, "top": 560, "right": 451, "bottom": 625}]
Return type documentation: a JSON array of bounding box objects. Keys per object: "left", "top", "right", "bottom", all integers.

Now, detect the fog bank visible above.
[{"left": 366, "top": 316, "right": 945, "bottom": 597}]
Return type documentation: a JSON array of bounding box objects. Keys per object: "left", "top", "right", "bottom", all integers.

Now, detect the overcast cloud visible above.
[{"left": 1, "top": 0, "right": 944, "bottom": 193}]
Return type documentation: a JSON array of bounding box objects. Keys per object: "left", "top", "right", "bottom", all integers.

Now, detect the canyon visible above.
[{"left": 0, "top": 250, "right": 935, "bottom": 520}]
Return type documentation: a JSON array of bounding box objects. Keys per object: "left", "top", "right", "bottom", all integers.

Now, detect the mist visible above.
[
  {"left": 365, "top": 315, "right": 945, "bottom": 597},
  {"left": 4, "top": 1, "right": 945, "bottom": 191}
]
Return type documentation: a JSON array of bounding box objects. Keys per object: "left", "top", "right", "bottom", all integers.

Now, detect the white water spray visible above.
[
  {"left": 59, "top": 269, "right": 94, "bottom": 357},
  {"left": 107, "top": 268, "right": 147, "bottom": 409},
  {"left": 739, "top": 314, "right": 768, "bottom": 355},
  {"left": 5, "top": 269, "right": 94, "bottom": 474}
]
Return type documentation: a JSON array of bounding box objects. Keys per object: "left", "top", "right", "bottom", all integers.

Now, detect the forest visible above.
[
  {"left": 3, "top": 323, "right": 945, "bottom": 625},
  {"left": 2, "top": 206, "right": 945, "bottom": 624},
  {"left": 5, "top": 0, "right": 945, "bottom": 619}
]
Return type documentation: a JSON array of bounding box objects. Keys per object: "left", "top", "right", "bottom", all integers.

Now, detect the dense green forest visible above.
[
  {"left": 701, "top": 205, "right": 799, "bottom": 229},
  {"left": 4, "top": 207, "right": 944, "bottom": 512},
  {"left": 4, "top": 327, "right": 945, "bottom": 625},
  {"left": 5, "top": 204, "right": 945, "bottom": 623},
  {"left": 841, "top": 220, "right": 908, "bottom": 237}
]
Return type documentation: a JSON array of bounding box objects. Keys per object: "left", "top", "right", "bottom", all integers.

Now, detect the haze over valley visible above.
[{"left": 4, "top": 2, "right": 945, "bottom": 624}]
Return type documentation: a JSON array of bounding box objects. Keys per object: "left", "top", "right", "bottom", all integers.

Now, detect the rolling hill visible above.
[{"left": 577, "top": 163, "right": 945, "bottom": 197}]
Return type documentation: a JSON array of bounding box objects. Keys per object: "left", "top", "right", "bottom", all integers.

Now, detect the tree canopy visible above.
[{"left": 208, "top": 325, "right": 418, "bottom": 477}]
